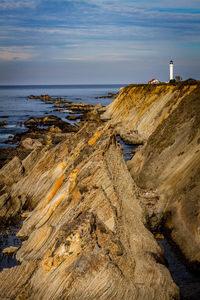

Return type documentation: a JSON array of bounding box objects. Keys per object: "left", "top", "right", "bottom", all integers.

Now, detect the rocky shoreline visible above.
[
  {"left": 0, "top": 83, "right": 200, "bottom": 299},
  {"left": 0, "top": 94, "right": 106, "bottom": 169}
]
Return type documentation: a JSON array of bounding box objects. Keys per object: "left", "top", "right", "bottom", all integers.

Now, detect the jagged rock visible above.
[
  {"left": 119, "top": 130, "right": 144, "bottom": 144},
  {"left": 103, "top": 83, "right": 200, "bottom": 269},
  {"left": 28, "top": 95, "right": 68, "bottom": 104},
  {"left": 94, "top": 103, "right": 102, "bottom": 109},
  {"left": 22, "top": 148, "right": 42, "bottom": 174},
  {"left": 101, "top": 84, "right": 198, "bottom": 142},
  {"left": 0, "top": 122, "right": 179, "bottom": 299},
  {"left": 0, "top": 120, "right": 8, "bottom": 127},
  {"left": 28, "top": 94, "right": 52, "bottom": 101},
  {"left": 3, "top": 84, "right": 200, "bottom": 298},
  {"left": 21, "top": 211, "right": 30, "bottom": 218},
  {"left": 23, "top": 115, "right": 61, "bottom": 126},
  {"left": 95, "top": 104, "right": 107, "bottom": 115},
  {"left": 66, "top": 115, "right": 80, "bottom": 120},
  {"left": 128, "top": 85, "right": 200, "bottom": 267},
  {"left": 28, "top": 95, "right": 40, "bottom": 99},
  {"left": 62, "top": 102, "right": 93, "bottom": 113},
  {"left": 95, "top": 92, "right": 117, "bottom": 99},
  {"left": 20, "top": 138, "right": 42, "bottom": 150},
  {"left": 0, "top": 156, "right": 24, "bottom": 186},
  {"left": 49, "top": 125, "right": 62, "bottom": 133},
  {"left": 2, "top": 246, "right": 19, "bottom": 255},
  {"left": 81, "top": 110, "right": 101, "bottom": 122},
  {"left": 23, "top": 115, "right": 78, "bottom": 133}
]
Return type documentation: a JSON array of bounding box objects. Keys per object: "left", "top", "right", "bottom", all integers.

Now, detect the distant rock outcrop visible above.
[{"left": 0, "top": 120, "right": 8, "bottom": 127}]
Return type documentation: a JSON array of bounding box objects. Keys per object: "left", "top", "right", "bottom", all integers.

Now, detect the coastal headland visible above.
[{"left": 0, "top": 81, "right": 200, "bottom": 299}]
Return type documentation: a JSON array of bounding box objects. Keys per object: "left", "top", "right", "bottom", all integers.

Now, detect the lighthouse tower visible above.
[{"left": 170, "top": 60, "right": 174, "bottom": 81}]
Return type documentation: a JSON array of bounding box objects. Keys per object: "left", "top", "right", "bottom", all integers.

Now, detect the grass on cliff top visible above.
[{"left": 127, "top": 78, "right": 200, "bottom": 88}]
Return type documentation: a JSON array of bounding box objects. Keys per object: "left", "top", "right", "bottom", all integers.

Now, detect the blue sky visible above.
[{"left": 0, "top": 0, "right": 200, "bottom": 84}]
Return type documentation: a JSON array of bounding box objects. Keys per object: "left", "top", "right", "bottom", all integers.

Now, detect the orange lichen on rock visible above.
[
  {"left": 42, "top": 173, "right": 65, "bottom": 208},
  {"left": 41, "top": 169, "right": 79, "bottom": 219},
  {"left": 42, "top": 233, "right": 81, "bottom": 273},
  {"left": 68, "top": 168, "right": 79, "bottom": 194},
  {"left": 47, "top": 193, "right": 67, "bottom": 217},
  {"left": 41, "top": 162, "right": 66, "bottom": 208},
  {"left": 88, "top": 130, "right": 103, "bottom": 146},
  {"left": 155, "top": 233, "right": 164, "bottom": 239}
]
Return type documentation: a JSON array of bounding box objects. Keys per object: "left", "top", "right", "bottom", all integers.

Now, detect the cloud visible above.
[
  {"left": 54, "top": 55, "right": 131, "bottom": 62},
  {"left": 0, "top": 0, "right": 40, "bottom": 9},
  {"left": 2, "top": 21, "right": 199, "bottom": 44},
  {"left": 0, "top": 46, "right": 36, "bottom": 61},
  {"left": 0, "top": 0, "right": 200, "bottom": 83},
  {"left": 58, "top": 0, "right": 200, "bottom": 11},
  {"left": 63, "top": 44, "right": 80, "bottom": 48}
]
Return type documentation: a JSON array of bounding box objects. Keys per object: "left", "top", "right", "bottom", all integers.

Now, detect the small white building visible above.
[{"left": 148, "top": 78, "right": 161, "bottom": 84}]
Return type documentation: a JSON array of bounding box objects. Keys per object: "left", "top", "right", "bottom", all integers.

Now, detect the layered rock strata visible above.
[
  {"left": 1, "top": 82, "right": 199, "bottom": 298},
  {"left": 102, "top": 82, "right": 200, "bottom": 268},
  {"left": 0, "top": 113, "right": 179, "bottom": 299},
  {"left": 102, "top": 84, "right": 198, "bottom": 144}
]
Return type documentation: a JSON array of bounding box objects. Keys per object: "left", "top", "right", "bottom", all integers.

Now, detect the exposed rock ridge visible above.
[
  {"left": 103, "top": 83, "right": 200, "bottom": 268},
  {"left": 0, "top": 117, "right": 179, "bottom": 299},
  {"left": 102, "top": 84, "right": 198, "bottom": 144}
]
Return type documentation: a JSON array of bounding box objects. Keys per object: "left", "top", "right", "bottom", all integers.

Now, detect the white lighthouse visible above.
[{"left": 170, "top": 60, "right": 174, "bottom": 81}]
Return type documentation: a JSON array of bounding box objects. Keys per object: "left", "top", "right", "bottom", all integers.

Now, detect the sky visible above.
[{"left": 0, "top": 0, "right": 200, "bottom": 85}]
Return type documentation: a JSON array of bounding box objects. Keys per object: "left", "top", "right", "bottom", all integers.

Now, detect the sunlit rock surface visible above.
[
  {"left": 0, "top": 117, "right": 178, "bottom": 299},
  {"left": 2, "top": 82, "right": 199, "bottom": 298},
  {"left": 102, "top": 84, "right": 197, "bottom": 144},
  {"left": 103, "top": 83, "right": 200, "bottom": 268}
]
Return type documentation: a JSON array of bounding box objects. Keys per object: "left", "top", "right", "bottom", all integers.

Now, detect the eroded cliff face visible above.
[
  {"left": 102, "top": 84, "right": 197, "bottom": 144},
  {"left": 2, "top": 83, "right": 199, "bottom": 299},
  {"left": 103, "top": 83, "right": 200, "bottom": 268},
  {"left": 0, "top": 117, "right": 179, "bottom": 299}
]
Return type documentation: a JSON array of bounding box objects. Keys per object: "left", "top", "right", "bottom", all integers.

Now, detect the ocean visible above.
[{"left": 0, "top": 84, "right": 123, "bottom": 149}]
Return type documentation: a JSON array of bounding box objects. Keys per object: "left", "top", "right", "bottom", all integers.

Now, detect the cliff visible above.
[
  {"left": 0, "top": 82, "right": 199, "bottom": 299},
  {"left": 102, "top": 84, "right": 198, "bottom": 144},
  {"left": 102, "top": 82, "right": 200, "bottom": 268},
  {"left": 0, "top": 119, "right": 178, "bottom": 299}
]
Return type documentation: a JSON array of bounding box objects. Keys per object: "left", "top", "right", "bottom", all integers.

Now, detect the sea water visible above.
[{"left": 0, "top": 84, "right": 123, "bottom": 148}]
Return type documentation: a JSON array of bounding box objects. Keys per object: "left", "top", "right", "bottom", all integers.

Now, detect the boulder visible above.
[
  {"left": 28, "top": 95, "right": 68, "bottom": 104},
  {"left": 20, "top": 138, "right": 42, "bottom": 150},
  {"left": 0, "top": 120, "right": 8, "bottom": 127},
  {"left": 0, "top": 156, "right": 24, "bottom": 186},
  {"left": 2, "top": 246, "right": 19, "bottom": 255},
  {"left": 28, "top": 95, "right": 40, "bottom": 99},
  {"left": 23, "top": 116, "right": 78, "bottom": 133}
]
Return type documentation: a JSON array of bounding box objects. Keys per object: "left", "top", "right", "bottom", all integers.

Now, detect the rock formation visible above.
[
  {"left": 1, "top": 83, "right": 200, "bottom": 299},
  {"left": 102, "top": 82, "right": 200, "bottom": 269},
  {"left": 0, "top": 120, "right": 8, "bottom": 127},
  {"left": 0, "top": 100, "right": 179, "bottom": 299}
]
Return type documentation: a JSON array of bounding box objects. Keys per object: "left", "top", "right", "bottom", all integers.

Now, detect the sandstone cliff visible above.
[
  {"left": 102, "top": 84, "right": 197, "bottom": 144},
  {"left": 0, "top": 113, "right": 179, "bottom": 298},
  {"left": 102, "top": 82, "right": 200, "bottom": 269},
  {"left": 1, "top": 83, "right": 199, "bottom": 299}
]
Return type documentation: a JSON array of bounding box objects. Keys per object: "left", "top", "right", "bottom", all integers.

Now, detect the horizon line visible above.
[{"left": 0, "top": 83, "right": 127, "bottom": 87}]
